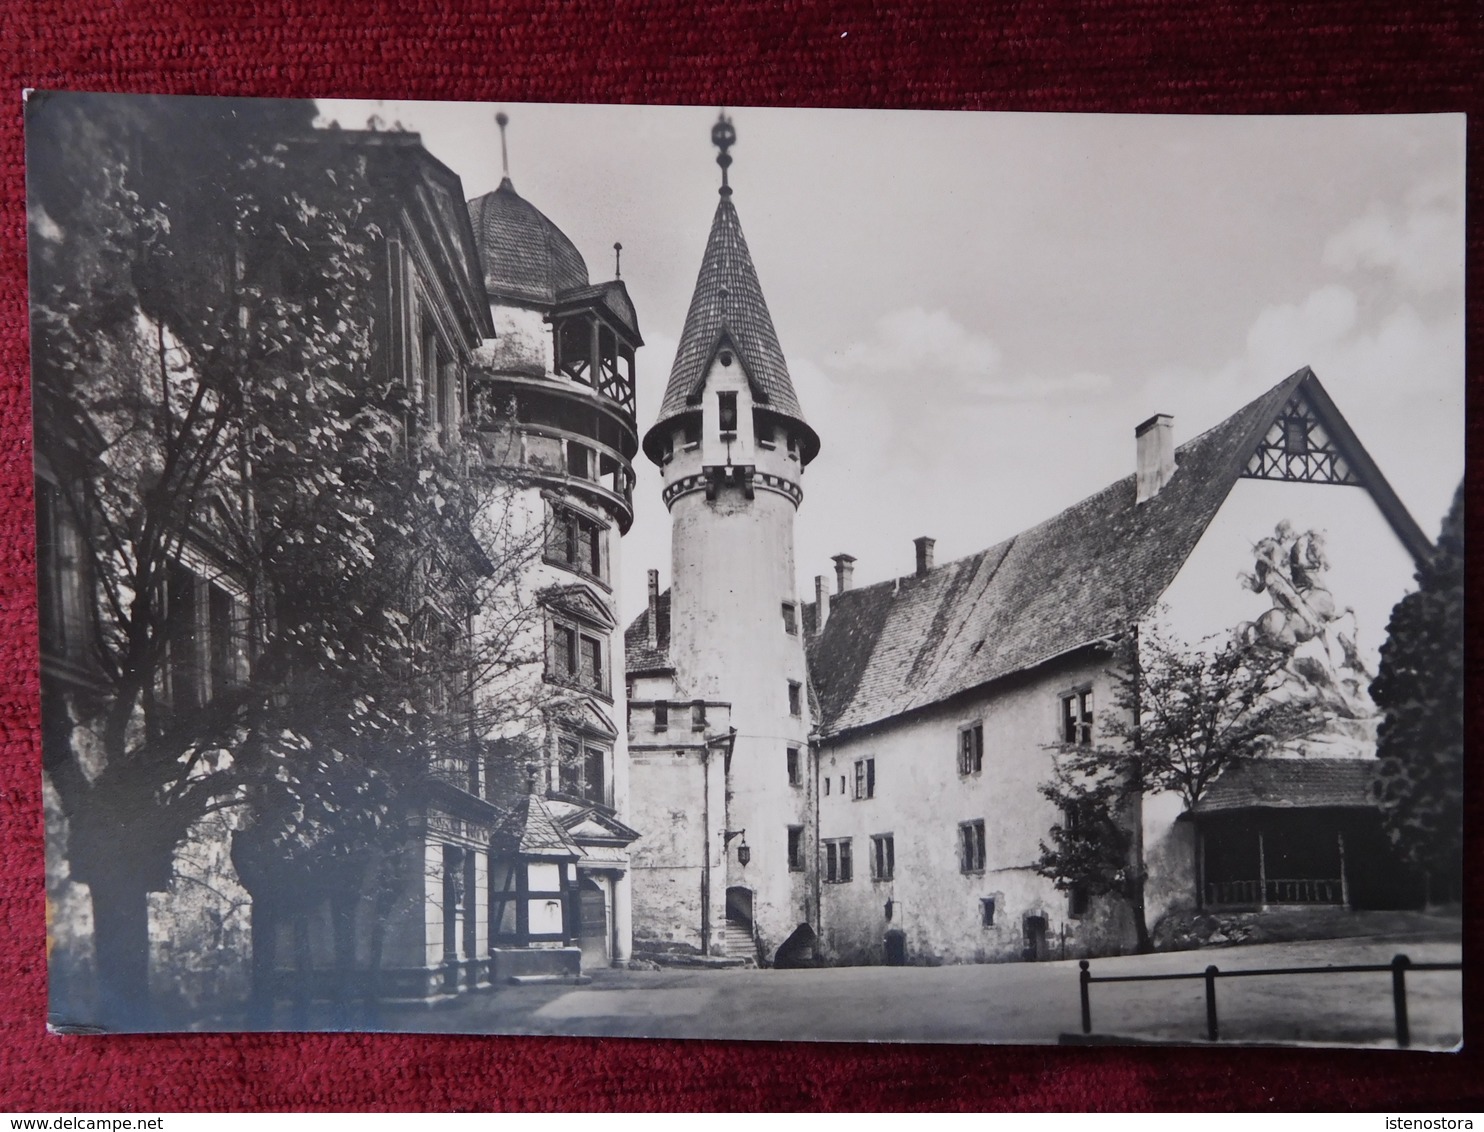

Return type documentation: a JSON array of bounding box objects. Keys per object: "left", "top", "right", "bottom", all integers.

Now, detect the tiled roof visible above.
[
  {"left": 466, "top": 177, "right": 589, "bottom": 306},
  {"left": 1189, "top": 758, "right": 1380, "bottom": 814},
  {"left": 491, "top": 793, "right": 583, "bottom": 859},
  {"left": 806, "top": 370, "right": 1313, "bottom": 737},
  {"left": 553, "top": 280, "right": 642, "bottom": 343},
  {"left": 624, "top": 588, "right": 672, "bottom": 674},
  {"left": 646, "top": 196, "right": 817, "bottom": 461}
]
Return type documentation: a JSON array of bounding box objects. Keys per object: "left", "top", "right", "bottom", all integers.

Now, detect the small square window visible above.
[{"left": 981, "top": 897, "right": 996, "bottom": 927}]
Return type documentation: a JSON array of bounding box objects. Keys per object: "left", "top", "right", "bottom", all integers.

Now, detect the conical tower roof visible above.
[{"left": 643, "top": 130, "right": 818, "bottom": 465}]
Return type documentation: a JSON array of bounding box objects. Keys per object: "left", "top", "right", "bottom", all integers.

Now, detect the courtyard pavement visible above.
[{"left": 373, "top": 927, "right": 1463, "bottom": 1049}]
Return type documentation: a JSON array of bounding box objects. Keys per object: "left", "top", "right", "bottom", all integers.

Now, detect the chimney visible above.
[
  {"left": 913, "top": 536, "right": 935, "bottom": 577},
  {"left": 1135, "top": 413, "right": 1175, "bottom": 504},
  {"left": 646, "top": 568, "right": 660, "bottom": 649},
  {"left": 831, "top": 553, "right": 856, "bottom": 594},
  {"left": 814, "top": 574, "right": 830, "bottom": 631}
]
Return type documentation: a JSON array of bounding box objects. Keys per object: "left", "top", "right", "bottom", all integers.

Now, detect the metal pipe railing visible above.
[{"left": 1078, "top": 952, "right": 1459, "bottom": 1047}]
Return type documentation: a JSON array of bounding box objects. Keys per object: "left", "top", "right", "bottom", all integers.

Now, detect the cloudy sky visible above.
[{"left": 319, "top": 100, "right": 1466, "bottom": 624}]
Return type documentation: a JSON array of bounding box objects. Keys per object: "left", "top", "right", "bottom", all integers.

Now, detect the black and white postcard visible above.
[{"left": 27, "top": 94, "right": 1464, "bottom": 1046}]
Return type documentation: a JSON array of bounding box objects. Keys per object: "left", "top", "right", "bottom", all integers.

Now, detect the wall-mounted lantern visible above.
[{"left": 723, "top": 827, "right": 749, "bottom": 867}]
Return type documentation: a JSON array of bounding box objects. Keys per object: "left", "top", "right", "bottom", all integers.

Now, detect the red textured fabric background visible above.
[{"left": 1, "top": 0, "right": 1480, "bottom": 1111}]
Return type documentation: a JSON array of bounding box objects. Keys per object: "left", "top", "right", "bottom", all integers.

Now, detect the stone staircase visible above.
[{"left": 720, "top": 919, "right": 758, "bottom": 966}]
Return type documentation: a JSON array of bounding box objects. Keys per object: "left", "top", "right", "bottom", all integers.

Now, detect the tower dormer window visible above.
[
  {"left": 717, "top": 392, "right": 738, "bottom": 436},
  {"left": 786, "top": 432, "right": 800, "bottom": 461}
]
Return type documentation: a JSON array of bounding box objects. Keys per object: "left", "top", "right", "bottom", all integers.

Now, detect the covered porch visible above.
[{"left": 1187, "top": 758, "right": 1422, "bottom": 912}]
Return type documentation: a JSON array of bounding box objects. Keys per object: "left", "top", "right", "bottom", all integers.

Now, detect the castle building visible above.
[
  {"left": 36, "top": 103, "right": 643, "bottom": 1024},
  {"left": 627, "top": 114, "right": 1434, "bottom": 968}
]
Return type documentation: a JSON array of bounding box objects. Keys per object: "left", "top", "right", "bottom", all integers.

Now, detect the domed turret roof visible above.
[{"left": 467, "top": 177, "right": 589, "bottom": 306}]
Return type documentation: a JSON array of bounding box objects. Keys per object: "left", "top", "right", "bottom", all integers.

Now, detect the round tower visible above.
[
  {"left": 641, "top": 113, "right": 820, "bottom": 959},
  {"left": 464, "top": 114, "right": 643, "bottom": 969}
]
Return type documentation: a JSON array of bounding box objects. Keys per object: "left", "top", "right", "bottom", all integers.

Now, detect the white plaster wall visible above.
[
  {"left": 818, "top": 654, "right": 1133, "bottom": 965},
  {"left": 660, "top": 354, "right": 814, "bottom": 956},
  {"left": 480, "top": 304, "right": 552, "bottom": 377},
  {"left": 1158, "top": 477, "right": 1418, "bottom": 673},
  {"left": 1142, "top": 475, "right": 1420, "bottom": 927}
]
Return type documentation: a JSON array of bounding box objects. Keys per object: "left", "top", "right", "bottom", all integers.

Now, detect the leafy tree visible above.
[
  {"left": 1036, "top": 620, "right": 1317, "bottom": 952},
  {"left": 30, "top": 94, "right": 544, "bottom": 1028},
  {"left": 1371, "top": 483, "right": 1463, "bottom": 903}
]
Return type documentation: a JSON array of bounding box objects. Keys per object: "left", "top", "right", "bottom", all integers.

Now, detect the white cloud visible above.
[
  {"left": 1323, "top": 186, "right": 1464, "bottom": 294},
  {"left": 827, "top": 306, "right": 1110, "bottom": 402},
  {"left": 1243, "top": 284, "right": 1359, "bottom": 376}
]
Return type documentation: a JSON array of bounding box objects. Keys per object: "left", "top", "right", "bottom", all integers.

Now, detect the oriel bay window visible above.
[
  {"left": 547, "top": 616, "right": 608, "bottom": 696},
  {"left": 546, "top": 502, "right": 608, "bottom": 581},
  {"left": 555, "top": 733, "right": 609, "bottom": 806}
]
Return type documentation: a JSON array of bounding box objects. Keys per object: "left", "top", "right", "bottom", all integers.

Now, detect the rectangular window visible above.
[
  {"left": 786, "top": 433, "right": 800, "bottom": 460},
  {"left": 756, "top": 420, "right": 777, "bottom": 449},
  {"left": 547, "top": 619, "right": 606, "bottom": 696},
  {"left": 823, "top": 776, "right": 830, "bottom": 797},
  {"left": 788, "top": 680, "right": 802, "bottom": 717},
  {"left": 853, "top": 757, "right": 875, "bottom": 800},
  {"left": 788, "top": 826, "right": 805, "bottom": 872},
  {"left": 1061, "top": 689, "right": 1093, "bottom": 746},
  {"left": 786, "top": 747, "right": 802, "bottom": 787},
  {"left": 581, "top": 635, "right": 603, "bottom": 691},
  {"left": 958, "top": 722, "right": 984, "bottom": 775},
  {"left": 584, "top": 744, "right": 607, "bottom": 805},
  {"left": 167, "top": 562, "right": 202, "bottom": 709},
  {"left": 546, "top": 504, "right": 607, "bottom": 581},
  {"left": 682, "top": 420, "right": 701, "bottom": 450},
  {"left": 959, "top": 819, "right": 986, "bottom": 873},
  {"left": 208, "top": 583, "right": 238, "bottom": 696},
  {"left": 557, "top": 736, "right": 580, "bottom": 796},
  {"left": 555, "top": 734, "right": 608, "bottom": 805},
  {"left": 691, "top": 701, "right": 707, "bottom": 730},
  {"left": 654, "top": 701, "right": 669, "bottom": 731},
  {"left": 1069, "top": 885, "right": 1089, "bottom": 917},
  {"left": 824, "top": 838, "right": 853, "bottom": 883},
  {"left": 781, "top": 602, "right": 798, "bottom": 635},
  {"left": 871, "top": 834, "right": 894, "bottom": 881},
  {"left": 717, "top": 391, "right": 738, "bottom": 435},
  {"left": 981, "top": 897, "right": 996, "bottom": 927},
  {"left": 552, "top": 623, "right": 576, "bottom": 680}
]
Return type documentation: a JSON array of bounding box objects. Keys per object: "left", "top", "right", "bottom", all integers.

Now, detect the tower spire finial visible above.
[
  {"left": 495, "top": 111, "right": 511, "bottom": 181},
  {"left": 711, "top": 110, "right": 736, "bottom": 198},
  {"left": 613, "top": 241, "right": 623, "bottom": 279}
]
